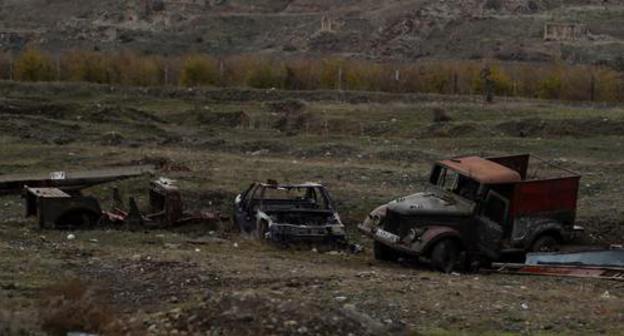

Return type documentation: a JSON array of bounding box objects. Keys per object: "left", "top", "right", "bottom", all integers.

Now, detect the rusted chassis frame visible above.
[{"left": 24, "top": 178, "right": 219, "bottom": 230}]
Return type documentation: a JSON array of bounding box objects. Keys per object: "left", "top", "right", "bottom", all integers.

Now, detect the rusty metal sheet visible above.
[
  {"left": 493, "top": 263, "right": 624, "bottom": 281},
  {"left": 439, "top": 156, "right": 522, "bottom": 184},
  {"left": 25, "top": 187, "right": 71, "bottom": 198},
  {"left": 511, "top": 177, "right": 580, "bottom": 216},
  {"left": 526, "top": 249, "right": 624, "bottom": 268},
  {"left": 0, "top": 165, "right": 155, "bottom": 195}
]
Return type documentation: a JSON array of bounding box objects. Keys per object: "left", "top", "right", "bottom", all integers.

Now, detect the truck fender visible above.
[{"left": 413, "top": 226, "right": 463, "bottom": 255}]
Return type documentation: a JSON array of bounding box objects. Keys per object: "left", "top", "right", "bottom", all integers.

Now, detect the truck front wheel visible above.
[
  {"left": 374, "top": 241, "right": 399, "bottom": 261},
  {"left": 256, "top": 220, "right": 269, "bottom": 240},
  {"left": 431, "top": 239, "right": 460, "bottom": 273}
]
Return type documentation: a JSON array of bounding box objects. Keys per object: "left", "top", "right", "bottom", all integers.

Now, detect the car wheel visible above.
[
  {"left": 531, "top": 235, "right": 560, "bottom": 253},
  {"left": 256, "top": 220, "right": 269, "bottom": 240},
  {"left": 374, "top": 241, "right": 398, "bottom": 261},
  {"left": 431, "top": 239, "right": 459, "bottom": 274}
]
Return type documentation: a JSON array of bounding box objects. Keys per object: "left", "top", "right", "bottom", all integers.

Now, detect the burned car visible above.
[
  {"left": 359, "top": 154, "right": 583, "bottom": 273},
  {"left": 234, "top": 181, "right": 346, "bottom": 245}
]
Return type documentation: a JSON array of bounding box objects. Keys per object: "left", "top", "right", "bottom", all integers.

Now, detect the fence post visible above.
[
  {"left": 219, "top": 58, "right": 224, "bottom": 83},
  {"left": 590, "top": 74, "right": 595, "bottom": 101},
  {"left": 55, "top": 53, "right": 61, "bottom": 81},
  {"left": 337, "top": 66, "right": 343, "bottom": 91},
  {"left": 9, "top": 53, "right": 13, "bottom": 81},
  {"left": 164, "top": 64, "right": 169, "bottom": 86}
]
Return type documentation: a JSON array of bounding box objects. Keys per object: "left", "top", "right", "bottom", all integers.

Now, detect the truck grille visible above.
[{"left": 383, "top": 209, "right": 409, "bottom": 237}]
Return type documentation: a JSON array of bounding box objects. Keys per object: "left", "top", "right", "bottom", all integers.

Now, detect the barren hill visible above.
[{"left": 1, "top": 0, "right": 624, "bottom": 66}]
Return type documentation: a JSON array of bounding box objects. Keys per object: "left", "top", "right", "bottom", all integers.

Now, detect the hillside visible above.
[
  {"left": 1, "top": 82, "right": 624, "bottom": 335},
  {"left": 1, "top": 0, "right": 624, "bottom": 67}
]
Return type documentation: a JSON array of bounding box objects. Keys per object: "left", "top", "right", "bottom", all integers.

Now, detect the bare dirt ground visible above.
[{"left": 1, "top": 82, "right": 624, "bottom": 335}]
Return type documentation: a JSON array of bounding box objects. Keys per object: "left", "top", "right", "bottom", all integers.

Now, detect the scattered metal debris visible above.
[
  {"left": 24, "top": 175, "right": 223, "bottom": 230},
  {"left": 104, "top": 177, "right": 222, "bottom": 229},
  {"left": 233, "top": 181, "right": 347, "bottom": 246}
]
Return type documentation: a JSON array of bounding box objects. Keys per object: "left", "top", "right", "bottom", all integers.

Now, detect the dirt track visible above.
[{"left": 1, "top": 83, "right": 624, "bottom": 335}]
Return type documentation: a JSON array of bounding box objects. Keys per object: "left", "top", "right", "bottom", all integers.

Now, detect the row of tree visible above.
[{"left": 0, "top": 48, "right": 622, "bottom": 102}]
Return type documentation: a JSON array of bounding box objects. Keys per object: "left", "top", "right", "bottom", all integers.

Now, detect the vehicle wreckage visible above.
[
  {"left": 233, "top": 181, "right": 347, "bottom": 246},
  {"left": 2, "top": 166, "right": 221, "bottom": 230},
  {"left": 359, "top": 154, "right": 585, "bottom": 273}
]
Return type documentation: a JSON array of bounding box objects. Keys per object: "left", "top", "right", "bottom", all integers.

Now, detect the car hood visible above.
[{"left": 386, "top": 189, "right": 474, "bottom": 217}]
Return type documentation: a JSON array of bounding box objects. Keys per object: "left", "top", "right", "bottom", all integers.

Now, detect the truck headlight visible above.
[{"left": 404, "top": 227, "right": 426, "bottom": 243}]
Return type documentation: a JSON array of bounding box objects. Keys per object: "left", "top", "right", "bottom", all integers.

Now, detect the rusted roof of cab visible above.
[
  {"left": 438, "top": 156, "right": 522, "bottom": 184},
  {"left": 258, "top": 182, "right": 324, "bottom": 188}
]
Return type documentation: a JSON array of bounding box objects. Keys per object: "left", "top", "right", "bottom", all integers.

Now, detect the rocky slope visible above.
[{"left": 1, "top": 0, "right": 624, "bottom": 66}]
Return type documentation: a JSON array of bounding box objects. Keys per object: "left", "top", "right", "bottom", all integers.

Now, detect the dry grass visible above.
[{"left": 39, "top": 278, "right": 119, "bottom": 336}]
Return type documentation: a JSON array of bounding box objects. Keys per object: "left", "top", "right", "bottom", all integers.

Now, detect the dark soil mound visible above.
[{"left": 498, "top": 118, "right": 624, "bottom": 138}]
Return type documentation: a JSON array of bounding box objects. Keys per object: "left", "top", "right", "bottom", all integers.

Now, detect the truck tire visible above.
[
  {"left": 531, "top": 235, "right": 560, "bottom": 252},
  {"left": 431, "top": 239, "right": 459, "bottom": 273},
  {"left": 374, "top": 241, "right": 398, "bottom": 261}
]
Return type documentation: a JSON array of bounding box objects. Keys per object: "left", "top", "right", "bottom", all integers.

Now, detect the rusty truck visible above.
[{"left": 358, "top": 154, "right": 584, "bottom": 273}]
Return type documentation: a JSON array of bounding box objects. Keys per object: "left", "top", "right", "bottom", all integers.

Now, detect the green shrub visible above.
[
  {"left": 180, "top": 54, "right": 219, "bottom": 87},
  {"left": 538, "top": 75, "right": 562, "bottom": 99},
  {"left": 246, "top": 60, "right": 285, "bottom": 89},
  {"left": 14, "top": 48, "right": 55, "bottom": 82}
]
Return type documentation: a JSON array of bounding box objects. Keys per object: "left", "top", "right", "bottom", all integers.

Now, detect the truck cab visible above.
[{"left": 358, "top": 154, "right": 582, "bottom": 272}]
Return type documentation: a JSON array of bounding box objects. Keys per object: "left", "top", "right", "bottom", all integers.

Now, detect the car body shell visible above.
[{"left": 234, "top": 182, "right": 346, "bottom": 245}]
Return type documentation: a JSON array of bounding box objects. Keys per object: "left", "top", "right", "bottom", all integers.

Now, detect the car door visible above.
[
  {"left": 235, "top": 183, "right": 258, "bottom": 233},
  {"left": 475, "top": 190, "right": 509, "bottom": 259}
]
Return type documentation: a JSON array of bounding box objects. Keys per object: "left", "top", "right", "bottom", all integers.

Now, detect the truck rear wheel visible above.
[
  {"left": 531, "top": 235, "right": 560, "bottom": 252},
  {"left": 431, "top": 239, "right": 459, "bottom": 273},
  {"left": 374, "top": 241, "right": 398, "bottom": 261}
]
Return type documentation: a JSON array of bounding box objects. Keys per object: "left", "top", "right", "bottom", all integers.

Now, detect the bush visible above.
[
  {"left": 40, "top": 278, "right": 119, "bottom": 336},
  {"left": 180, "top": 54, "right": 219, "bottom": 87},
  {"left": 61, "top": 50, "right": 110, "bottom": 83},
  {"left": 246, "top": 58, "right": 285, "bottom": 89},
  {"left": 108, "top": 51, "right": 163, "bottom": 86},
  {"left": 0, "top": 52, "right": 12, "bottom": 80},
  {"left": 472, "top": 64, "right": 513, "bottom": 96},
  {"left": 538, "top": 75, "right": 562, "bottom": 99},
  {"left": 13, "top": 48, "right": 55, "bottom": 81},
  {"left": 320, "top": 57, "right": 346, "bottom": 90},
  {"left": 5, "top": 49, "right": 624, "bottom": 103},
  {"left": 283, "top": 58, "right": 320, "bottom": 90}
]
